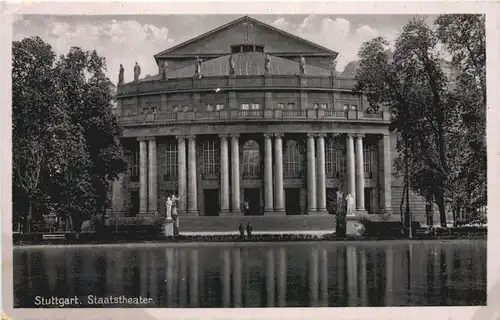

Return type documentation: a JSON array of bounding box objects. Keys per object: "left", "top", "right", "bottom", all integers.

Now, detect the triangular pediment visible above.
[{"left": 155, "top": 16, "right": 338, "bottom": 59}]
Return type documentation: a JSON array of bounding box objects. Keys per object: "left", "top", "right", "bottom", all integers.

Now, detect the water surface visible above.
[{"left": 13, "top": 240, "right": 486, "bottom": 307}]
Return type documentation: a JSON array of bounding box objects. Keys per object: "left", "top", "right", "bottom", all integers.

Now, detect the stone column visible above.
[
  {"left": 346, "top": 134, "right": 356, "bottom": 201},
  {"left": 232, "top": 249, "right": 242, "bottom": 307},
  {"left": 309, "top": 247, "right": 319, "bottom": 306},
  {"left": 264, "top": 134, "right": 274, "bottom": 214},
  {"left": 176, "top": 136, "right": 187, "bottom": 214},
  {"left": 219, "top": 134, "right": 230, "bottom": 215},
  {"left": 355, "top": 135, "right": 365, "bottom": 211},
  {"left": 307, "top": 133, "right": 317, "bottom": 214},
  {"left": 189, "top": 249, "right": 199, "bottom": 307},
  {"left": 147, "top": 137, "right": 157, "bottom": 214},
  {"left": 320, "top": 248, "right": 328, "bottom": 306},
  {"left": 187, "top": 135, "right": 199, "bottom": 215},
  {"left": 274, "top": 133, "right": 285, "bottom": 213},
  {"left": 230, "top": 134, "right": 241, "bottom": 214},
  {"left": 222, "top": 249, "right": 231, "bottom": 307},
  {"left": 277, "top": 248, "right": 287, "bottom": 307},
  {"left": 266, "top": 249, "right": 275, "bottom": 307},
  {"left": 380, "top": 133, "right": 392, "bottom": 212},
  {"left": 138, "top": 137, "right": 148, "bottom": 214},
  {"left": 316, "top": 134, "right": 327, "bottom": 214}
]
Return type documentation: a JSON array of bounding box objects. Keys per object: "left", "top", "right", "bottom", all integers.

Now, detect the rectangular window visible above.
[
  {"left": 231, "top": 45, "right": 242, "bottom": 53},
  {"left": 241, "top": 103, "right": 249, "bottom": 110},
  {"left": 202, "top": 140, "right": 220, "bottom": 176},
  {"left": 128, "top": 151, "right": 140, "bottom": 182},
  {"left": 206, "top": 104, "right": 214, "bottom": 111},
  {"left": 350, "top": 104, "right": 358, "bottom": 110},
  {"left": 320, "top": 103, "right": 328, "bottom": 110},
  {"left": 151, "top": 107, "right": 157, "bottom": 114},
  {"left": 286, "top": 103, "right": 296, "bottom": 110},
  {"left": 142, "top": 107, "right": 149, "bottom": 114},
  {"left": 163, "top": 142, "right": 178, "bottom": 181},
  {"left": 215, "top": 104, "right": 224, "bottom": 110},
  {"left": 255, "top": 45, "right": 264, "bottom": 52},
  {"left": 313, "top": 103, "right": 319, "bottom": 110},
  {"left": 251, "top": 103, "right": 260, "bottom": 110},
  {"left": 277, "top": 103, "right": 285, "bottom": 110},
  {"left": 242, "top": 45, "right": 253, "bottom": 52},
  {"left": 343, "top": 104, "right": 349, "bottom": 110},
  {"left": 363, "top": 144, "right": 374, "bottom": 179}
]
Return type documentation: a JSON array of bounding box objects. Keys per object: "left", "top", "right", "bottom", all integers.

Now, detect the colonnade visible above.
[{"left": 135, "top": 133, "right": 392, "bottom": 216}]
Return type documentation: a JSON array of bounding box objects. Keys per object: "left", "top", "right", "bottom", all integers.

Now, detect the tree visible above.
[
  {"left": 354, "top": 15, "right": 486, "bottom": 228},
  {"left": 12, "top": 36, "right": 127, "bottom": 232},
  {"left": 354, "top": 18, "right": 452, "bottom": 227},
  {"left": 435, "top": 15, "right": 486, "bottom": 221},
  {"left": 12, "top": 37, "right": 58, "bottom": 231}
]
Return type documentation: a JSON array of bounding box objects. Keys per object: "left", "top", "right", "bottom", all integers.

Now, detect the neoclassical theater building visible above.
[{"left": 111, "top": 16, "right": 432, "bottom": 232}]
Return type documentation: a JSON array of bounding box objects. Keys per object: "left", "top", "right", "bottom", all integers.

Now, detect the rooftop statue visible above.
[
  {"left": 133, "top": 62, "right": 141, "bottom": 83},
  {"left": 118, "top": 64, "right": 124, "bottom": 85},
  {"left": 162, "top": 60, "right": 169, "bottom": 80},
  {"left": 195, "top": 56, "right": 203, "bottom": 78},
  {"left": 299, "top": 56, "right": 306, "bottom": 75},
  {"left": 265, "top": 54, "right": 271, "bottom": 74},
  {"left": 229, "top": 55, "right": 235, "bottom": 75}
]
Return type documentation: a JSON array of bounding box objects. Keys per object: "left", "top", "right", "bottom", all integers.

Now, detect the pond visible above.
[{"left": 13, "top": 240, "right": 486, "bottom": 308}]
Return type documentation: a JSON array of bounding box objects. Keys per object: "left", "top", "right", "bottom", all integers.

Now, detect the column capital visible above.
[
  {"left": 263, "top": 133, "right": 273, "bottom": 139},
  {"left": 145, "top": 136, "right": 156, "bottom": 141},
  {"left": 186, "top": 134, "right": 196, "bottom": 140},
  {"left": 219, "top": 133, "right": 229, "bottom": 139},
  {"left": 346, "top": 133, "right": 356, "bottom": 138},
  {"left": 176, "top": 135, "right": 186, "bottom": 140},
  {"left": 230, "top": 133, "right": 239, "bottom": 139},
  {"left": 316, "top": 133, "right": 327, "bottom": 138},
  {"left": 356, "top": 134, "right": 366, "bottom": 139},
  {"left": 137, "top": 136, "right": 147, "bottom": 141},
  {"left": 382, "top": 132, "right": 391, "bottom": 137},
  {"left": 307, "top": 133, "right": 317, "bottom": 138},
  {"left": 274, "top": 133, "right": 283, "bottom": 139}
]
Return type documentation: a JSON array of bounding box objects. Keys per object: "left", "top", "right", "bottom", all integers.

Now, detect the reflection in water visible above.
[{"left": 13, "top": 240, "right": 486, "bottom": 308}]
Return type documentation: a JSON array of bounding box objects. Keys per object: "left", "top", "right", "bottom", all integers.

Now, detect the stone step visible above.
[{"left": 42, "top": 234, "right": 66, "bottom": 240}]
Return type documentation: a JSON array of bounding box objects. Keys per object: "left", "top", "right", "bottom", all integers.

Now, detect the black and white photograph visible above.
[{"left": 1, "top": 1, "right": 499, "bottom": 319}]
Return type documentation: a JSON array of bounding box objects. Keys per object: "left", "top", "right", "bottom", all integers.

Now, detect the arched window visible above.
[
  {"left": 242, "top": 140, "right": 260, "bottom": 178},
  {"left": 164, "top": 142, "right": 178, "bottom": 181},
  {"left": 283, "top": 140, "right": 303, "bottom": 178},
  {"left": 202, "top": 139, "right": 220, "bottom": 177},
  {"left": 325, "top": 139, "right": 346, "bottom": 179}
]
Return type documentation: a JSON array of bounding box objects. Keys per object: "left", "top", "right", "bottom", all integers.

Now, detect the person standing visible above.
[
  {"left": 239, "top": 223, "right": 245, "bottom": 238},
  {"left": 346, "top": 193, "right": 355, "bottom": 216},
  {"left": 246, "top": 222, "right": 253, "bottom": 238}
]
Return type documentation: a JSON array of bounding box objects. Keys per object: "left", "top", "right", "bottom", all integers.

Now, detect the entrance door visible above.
[
  {"left": 364, "top": 188, "right": 372, "bottom": 214},
  {"left": 204, "top": 189, "right": 220, "bottom": 216},
  {"left": 130, "top": 190, "right": 139, "bottom": 216},
  {"left": 285, "top": 188, "right": 301, "bottom": 215},
  {"left": 243, "top": 188, "right": 261, "bottom": 215}
]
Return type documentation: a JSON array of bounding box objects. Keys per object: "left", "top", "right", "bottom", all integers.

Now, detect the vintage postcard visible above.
[{"left": 1, "top": 1, "right": 499, "bottom": 320}]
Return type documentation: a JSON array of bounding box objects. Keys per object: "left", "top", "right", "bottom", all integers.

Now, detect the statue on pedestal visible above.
[
  {"left": 118, "top": 64, "right": 124, "bottom": 85},
  {"left": 194, "top": 56, "right": 203, "bottom": 78},
  {"left": 299, "top": 56, "right": 306, "bottom": 75},
  {"left": 346, "top": 193, "right": 355, "bottom": 216},
  {"left": 265, "top": 54, "right": 271, "bottom": 74},
  {"left": 162, "top": 60, "right": 168, "bottom": 80},
  {"left": 229, "top": 55, "right": 235, "bottom": 75},
  {"left": 165, "top": 197, "right": 173, "bottom": 220},
  {"left": 133, "top": 62, "right": 141, "bottom": 83}
]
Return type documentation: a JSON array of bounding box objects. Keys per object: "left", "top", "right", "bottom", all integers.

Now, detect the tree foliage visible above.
[
  {"left": 354, "top": 15, "right": 486, "bottom": 226},
  {"left": 12, "top": 36, "right": 127, "bottom": 232}
]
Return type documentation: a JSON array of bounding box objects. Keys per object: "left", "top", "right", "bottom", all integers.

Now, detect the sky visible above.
[{"left": 13, "top": 14, "right": 435, "bottom": 85}]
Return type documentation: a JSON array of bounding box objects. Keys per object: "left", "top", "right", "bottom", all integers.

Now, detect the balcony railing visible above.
[
  {"left": 117, "top": 109, "right": 390, "bottom": 126},
  {"left": 117, "top": 75, "right": 360, "bottom": 96}
]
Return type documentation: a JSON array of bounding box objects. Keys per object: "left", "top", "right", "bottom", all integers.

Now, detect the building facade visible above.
[{"left": 112, "top": 16, "right": 433, "bottom": 232}]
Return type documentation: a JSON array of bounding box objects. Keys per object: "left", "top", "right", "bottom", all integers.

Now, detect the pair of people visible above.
[{"left": 239, "top": 222, "right": 253, "bottom": 238}]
